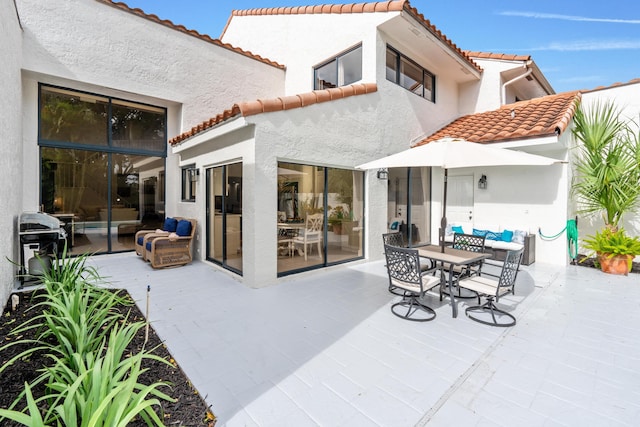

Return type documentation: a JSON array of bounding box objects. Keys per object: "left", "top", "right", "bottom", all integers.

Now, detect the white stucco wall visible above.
[
  {"left": 222, "top": 11, "right": 396, "bottom": 95},
  {"left": 428, "top": 141, "right": 571, "bottom": 266},
  {"left": 459, "top": 59, "right": 524, "bottom": 114},
  {"left": 377, "top": 31, "right": 462, "bottom": 139},
  {"left": 0, "top": 0, "right": 23, "bottom": 310},
  {"left": 578, "top": 84, "right": 640, "bottom": 261},
  {"left": 16, "top": 0, "right": 285, "bottom": 221},
  {"left": 176, "top": 86, "right": 420, "bottom": 287}
]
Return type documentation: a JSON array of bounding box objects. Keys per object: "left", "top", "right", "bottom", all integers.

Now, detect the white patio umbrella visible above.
[{"left": 356, "top": 137, "right": 562, "bottom": 251}]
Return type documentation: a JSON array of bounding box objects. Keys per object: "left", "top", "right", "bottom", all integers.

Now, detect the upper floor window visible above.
[
  {"left": 39, "top": 85, "right": 166, "bottom": 153},
  {"left": 314, "top": 45, "right": 362, "bottom": 90},
  {"left": 386, "top": 45, "right": 435, "bottom": 102},
  {"left": 181, "top": 164, "right": 197, "bottom": 202}
]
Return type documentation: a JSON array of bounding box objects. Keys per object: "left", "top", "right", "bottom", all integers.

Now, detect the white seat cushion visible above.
[
  {"left": 391, "top": 274, "right": 441, "bottom": 293},
  {"left": 458, "top": 276, "right": 512, "bottom": 297},
  {"left": 490, "top": 240, "right": 524, "bottom": 251}
]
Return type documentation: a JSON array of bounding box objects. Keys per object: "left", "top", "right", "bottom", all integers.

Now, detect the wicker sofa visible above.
[{"left": 135, "top": 217, "right": 197, "bottom": 268}]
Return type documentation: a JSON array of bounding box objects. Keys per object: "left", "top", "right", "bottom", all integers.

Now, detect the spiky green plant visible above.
[
  {"left": 0, "top": 251, "right": 172, "bottom": 426},
  {"left": 0, "top": 383, "right": 47, "bottom": 426},
  {"left": 571, "top": 100, "right": 640, "bottom": 229},
  {"left": 42, "top": 321, "right": 174, "bottom": 426},
  {"left": 0, "top": 324, "right": 174, "bottom": 427}
]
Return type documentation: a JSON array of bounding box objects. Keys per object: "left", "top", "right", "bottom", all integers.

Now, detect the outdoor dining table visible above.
[{"left": 417, "top": 245, "right": 492, "bottom": 318}]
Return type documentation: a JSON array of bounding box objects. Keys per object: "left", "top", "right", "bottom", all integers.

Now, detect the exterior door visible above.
[
  {"left": 206, "top": 163, "right": 243, "bottom": 275},
  {"left": 447, "top": 175, "right": 474, "bottom": 224}
]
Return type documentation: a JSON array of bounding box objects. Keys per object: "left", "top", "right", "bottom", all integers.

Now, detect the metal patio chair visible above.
[
  {"left": 384, "top": 244, "right": 443, "bottom": 322},
  {"left": 457, "top": 248, "right": 523, "bottom": 327}
]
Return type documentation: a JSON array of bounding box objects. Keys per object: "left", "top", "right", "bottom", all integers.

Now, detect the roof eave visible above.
[
  {"left": 401, "top": 5, "right": 482, "bottom": 76},
  {"left": 172, "top": 115, "right": 248, "bottom": 153}
]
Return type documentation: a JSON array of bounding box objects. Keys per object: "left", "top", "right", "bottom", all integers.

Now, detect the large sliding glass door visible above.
[
  {"left": 39, "top": 85, "right": 166, "bottom": 255},
  {"left": 277, "top": 162, "right": 364, "bottom": 275},
  {"left": 326, "top": 167, "right": 364, "bottom": 263},
  {"left": 387, "top": 167, "right": 431, "bottom": 246},
  {"left": 206, "top": 163, "right": 243, "bottom": 274}
]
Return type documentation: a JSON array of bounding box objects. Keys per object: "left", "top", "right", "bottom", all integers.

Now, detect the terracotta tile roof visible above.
[
  {"left": 96, "top": 0, "right": 284, "bottom": 69},
  {"left": 581, "top": 77, "right": 640, "bottom": 93},
  {"left": 224, "top": 0, "right": 482, "bottom": 74},
  {"left": 464, "top": 51, "right": 531, "bottom": 62},
  {"left": 417, "top": 91, "right": 581, "bottom": 145},
  {"left": 169, "top": 83, "right": 378, "bottom": 145}
]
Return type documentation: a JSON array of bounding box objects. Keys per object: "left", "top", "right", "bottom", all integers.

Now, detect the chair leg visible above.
[
  {"left": 391, "top": 295, "right": 436, "bottom": 322},
  {"left": 465, "top": 297, "right": 515, "bottom": 327}
]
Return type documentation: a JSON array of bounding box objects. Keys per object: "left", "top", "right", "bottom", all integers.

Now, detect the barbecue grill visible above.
[{"left": 18, "top": 212, "right": 67, "bottom": 283}]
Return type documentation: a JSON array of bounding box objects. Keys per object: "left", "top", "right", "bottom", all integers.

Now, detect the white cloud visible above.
[
  {"left": 500, "top": 11, "right": 640, "bottom": 24},
  {"left": 528, "top": 40, "right": 640, "bottom": 51}
]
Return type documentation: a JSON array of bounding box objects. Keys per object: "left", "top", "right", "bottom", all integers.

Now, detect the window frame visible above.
[
  {"left": 385, "top": 45, "right": 436, "bottom": 103},
  {"left": 313, "top": 44, "right": 363, "bottom": 90},
  {"left": 181, "top": 164, "right": 198, "bottom": 202},
  {"left": 37, "top": 83, "right": 168, "bottom": 255},
  {"left": 38, "top": 83, "right": 167, "bottom": 156}
]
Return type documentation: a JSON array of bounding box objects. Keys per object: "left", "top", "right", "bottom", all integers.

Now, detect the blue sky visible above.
[{"left": 123, "top": 0, "right": 640, "bottom": 94}]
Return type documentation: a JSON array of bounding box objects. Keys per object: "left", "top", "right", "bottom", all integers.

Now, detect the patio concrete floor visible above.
[{"left": 88, "top": 254, "right": 640, "bottom": 426}]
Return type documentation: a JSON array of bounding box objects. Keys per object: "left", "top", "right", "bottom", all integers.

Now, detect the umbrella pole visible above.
[{"left": 440, "top": 169, "right": 448, "bottom": 253}]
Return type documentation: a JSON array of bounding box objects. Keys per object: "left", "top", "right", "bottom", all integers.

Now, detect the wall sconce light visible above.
[
  {"left": 478, "top": 174, "right": 487, "bottom": 189},
  {"left": 377, "top": 168, "right": 389, "bottom": 180}
]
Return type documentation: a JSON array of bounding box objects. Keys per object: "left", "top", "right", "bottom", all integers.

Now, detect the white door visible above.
[{"left": 447, "top": 175, "right": 474, "bottom": 223}]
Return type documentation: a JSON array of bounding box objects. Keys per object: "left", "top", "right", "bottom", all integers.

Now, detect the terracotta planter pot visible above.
[{"left": 597, "top": 253, "right": 633, "bottom": 275}]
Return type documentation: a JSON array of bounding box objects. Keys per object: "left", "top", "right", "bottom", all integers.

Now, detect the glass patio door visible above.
[
  {"left": 387, "top": 167, "right": 430, "bottom": 246},
  {"left": 206, "top": 163, "right": 243, "bottom": 274},
  {"left": 277, "top": 162, "right": 364, "bottom": 276}
]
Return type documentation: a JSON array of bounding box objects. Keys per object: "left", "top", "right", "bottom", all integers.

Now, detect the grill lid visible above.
[{"left": 19, "top": 212, "right": 61, "bottom": 232}]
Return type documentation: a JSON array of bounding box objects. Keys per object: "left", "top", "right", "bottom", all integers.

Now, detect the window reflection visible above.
[
  {"left": 207, "top": 163, "right": 243, "bottom": 274},
  {"left": 387, "top": 167, "right": 430, "bottom": 246},
  {"left": 277, "top": 162, "right": 364, "bottom": 275},
  {"left": 39, "top": 85, "right": 167, "bottom": 255},
  {"left": 314, "top": 45, "right": 362, "bottom": 90},
  {"left": 41, "top": 148, "right": 165, "bottom": 255},
  {"left": 111, "top": 100, "right": 166, "bottom": 151},
  {"left": 40, "top": 87, "right": 108, "bottom": 145},
  {"left": 386, "top": 45, "right": 435, "bottom": 102}
]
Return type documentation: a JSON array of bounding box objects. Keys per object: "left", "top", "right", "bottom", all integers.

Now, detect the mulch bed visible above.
[{"left": 0, "top": 289, "right": 215, "bottom": 426}]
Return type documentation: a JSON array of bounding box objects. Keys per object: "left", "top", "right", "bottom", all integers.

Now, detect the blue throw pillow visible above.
[
  {"left": 472, "top": 228, "right": 488, "bottom": 237},
  {"left": 501, "top": 230, "right": 514, "bottom": 242},
  {"left": 163, "top": 217, "right": 178, "bottom": 232},
  {"left": 137, "top": 236, "right": 144, "bottom": 246},
  {"left": 452, "top": 225, "right": 464, "bottom": 234},
  {"left": 486, "top": 231, "right": 502, "bottom": 241},
  {"left": 146, "top": 241, "right": 152, "bottom": 251},
  {"left": 176, "top": 219, "right": 192, "bottom": 237}
]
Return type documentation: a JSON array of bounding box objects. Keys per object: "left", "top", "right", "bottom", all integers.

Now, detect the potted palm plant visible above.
[
  {"left": 571, "top": 100, "right": 640, "bottom": 273},
  {"left": 582, "top": 228, "right": 640, "bottom": 275}
]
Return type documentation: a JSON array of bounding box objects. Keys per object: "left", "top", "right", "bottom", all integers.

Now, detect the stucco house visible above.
[{"left": 1, "top": 0, "right": 639, "bottom": 309}]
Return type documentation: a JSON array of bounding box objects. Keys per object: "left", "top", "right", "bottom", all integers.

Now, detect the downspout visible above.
[{"left": 501, "top": 61, "right": 533, "bottom": 105}]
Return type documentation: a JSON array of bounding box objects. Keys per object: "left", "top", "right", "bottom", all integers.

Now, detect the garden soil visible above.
[{"left": 0, "top": 289, "right": 215, "bottom": 426}]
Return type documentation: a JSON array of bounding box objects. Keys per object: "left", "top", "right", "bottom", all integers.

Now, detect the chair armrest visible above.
[
  {"left": 148, "top": 234, "right": 192, "bottom": 245},
  {"left": 143, "top": 231, "right": 170, "bottom": 241},
  {"left": 135, "top": 229, "right": 164, "bottom": 240},
  {"left": 419, "top": 263, "right": 444, "bottom": 278}
]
